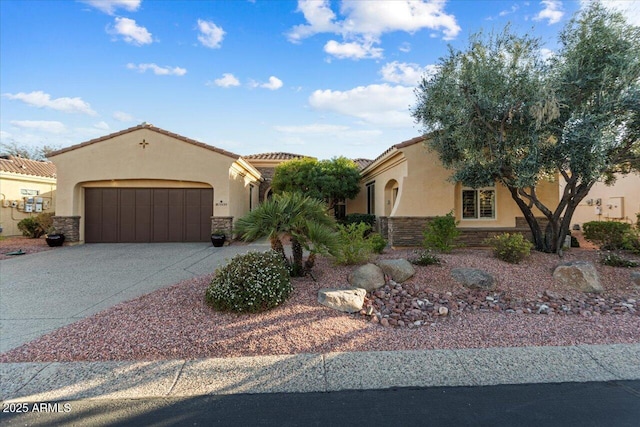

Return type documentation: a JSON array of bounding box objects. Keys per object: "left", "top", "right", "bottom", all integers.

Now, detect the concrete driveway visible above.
[{"left": 0, "top": 242, "right": 268, "bottom": 353}]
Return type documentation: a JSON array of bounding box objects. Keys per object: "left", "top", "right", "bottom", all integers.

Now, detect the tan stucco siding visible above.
[
  {"left": 562, "top": 173, "right": 640, "bottom": 226},
  {"left": 0, "top": 173, "right": 56, "bottom": 236},
  {"left": 49, "top": 128, "right": 260, "bottom": 242}
]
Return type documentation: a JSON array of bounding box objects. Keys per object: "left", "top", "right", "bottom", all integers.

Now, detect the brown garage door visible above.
[{"left": 85, "top": 188, "right": 213, "bottom": 243}]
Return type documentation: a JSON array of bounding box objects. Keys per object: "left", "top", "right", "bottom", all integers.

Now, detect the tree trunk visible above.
[
  {"left": 270, "top": 236, "right": 287, "bottom": 263},
  {"left": 304, "top": 252, "right": 316, "bottom": 273},
  {"left": 291, "top": 237, "right": 304, "bottom": 277},
  {"left": 507, "top": 186, "right": 549, "bottom": 252}
]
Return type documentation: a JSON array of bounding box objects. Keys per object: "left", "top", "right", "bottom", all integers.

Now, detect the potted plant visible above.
[
  {"left": 211, "top": 230, "right": 226, "bottom": 247},
  {"left": 45, "top": 227, "right": 65, "bottom": 247}
]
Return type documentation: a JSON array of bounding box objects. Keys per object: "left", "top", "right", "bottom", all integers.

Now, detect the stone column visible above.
[
  {"left": 211, "top": 216, "right": 234, "bottom": 238},
  {"left": 52, "top": 216, "right": 80, "bottom": 243}
]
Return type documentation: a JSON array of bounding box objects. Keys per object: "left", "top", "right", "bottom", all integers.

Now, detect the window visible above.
[
  {"left": 366, "top": 182, "right": 375, "bottom": 215},
  {"left": 333, "top": 199, "right": 346, "bottom": 220},
  {"left": 249, "top": 185, "right": 254, "bottom": 211},
  {"left": 21, "top": 189, "right": 39, "bottom": 196},
  {"left": 462, "top": 188, "right": 495, "bottom": 219}
]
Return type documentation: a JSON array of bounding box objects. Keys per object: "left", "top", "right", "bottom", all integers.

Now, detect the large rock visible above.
[
  {"left": 348, "top": 263, "right": 385, "bottom": 291},
  {"left": 451, "top": 268, "right": 496, "bottom": 290},
  {"left": 318, "top": 288, "right": 366, "bottom": 313},
  {"left": 376, "top": 259, "right": 415, "bottom": 283},
  {"left": 553, "top": 261, "right": 603, "bottom": 293},
  {"left": 631, "top": 271, "right": 640, "bottom": 287}
]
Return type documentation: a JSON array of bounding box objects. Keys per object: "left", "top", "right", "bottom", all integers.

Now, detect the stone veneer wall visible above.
[
  {"left": 387, "top": 216, "right": 536, "bottom": 247},
  {"left": 211, "top": 216, "right": 233, "bottom": 238},
  {"left": 52, "top": 216, "right": 80, "bottom": 243}
]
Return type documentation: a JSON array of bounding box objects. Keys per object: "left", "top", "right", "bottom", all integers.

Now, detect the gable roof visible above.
[
  {"left": 0, "top": 155, "right": 57, "bottom": 178},
  {"left": 47, "top": 123, "right": 241, "bottom": 160},
  {"left": 243, "top": 152, "right": 310, "bottom": 161}
]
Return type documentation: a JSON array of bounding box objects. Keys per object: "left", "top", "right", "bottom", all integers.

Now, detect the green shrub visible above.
[
  {"left": 205, "top": 251, "right": 292, "bottom": 313},
  {"left": 622, "top": 229, "right": 640, "bottom": 255},
  {"left": 485, "top": 233, "right": 533, "bottom": 264},
  {"left": 333, "top": 222, "right": 374, "bottom": 265},
  {"left": 36, "top": 212, "right": 55, "bottom": 234},
  {"left": 368, "top": 232, "right": 387, "bottom": 254},
  {"left": 342, "top": 213, "right": 376, "bottom": 228},
  {"left": 422, "top": 211, "right": 461, "bottom": 253},
  {"left": 583, "top": 221, "right": 632, "bottom": 250},
  {"left": 409, "top": 249, "right": 441, "bottom": 266},
  {"left": 599, "top": 252, "right": 639, "bottom": 268},
  {"left": 17, "top": 217, "right": 44, "bottom": 238}
]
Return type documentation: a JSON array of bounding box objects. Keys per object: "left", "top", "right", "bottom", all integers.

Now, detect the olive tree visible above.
[{"left": 412, "top": 3, "right": 640, "bottom": 253}]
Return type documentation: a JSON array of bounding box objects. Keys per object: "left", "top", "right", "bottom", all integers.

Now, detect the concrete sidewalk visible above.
[{"left": 2, "top": 343, "right": 639, "bottom": 402}]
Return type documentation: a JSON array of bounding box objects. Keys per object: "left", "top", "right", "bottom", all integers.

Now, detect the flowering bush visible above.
[
  {"left": 205, "top": 251, "right": 292, "bottom": 313},
  {"left": 599, "top": 252, "right": 639, "bottom": 268}
]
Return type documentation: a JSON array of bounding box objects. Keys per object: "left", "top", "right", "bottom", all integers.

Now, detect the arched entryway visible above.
[{"left": 384, "top": 179, "right": 399, "bottom": 216}]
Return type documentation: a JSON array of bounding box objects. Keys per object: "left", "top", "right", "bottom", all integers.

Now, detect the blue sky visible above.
[{"left": 1, "top": 0, "right": 638, "bottom": 160}]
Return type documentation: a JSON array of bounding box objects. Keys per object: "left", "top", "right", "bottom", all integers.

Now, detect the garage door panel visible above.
[{"left": 85, "top": 188, "right": 212, "bottom": 243}]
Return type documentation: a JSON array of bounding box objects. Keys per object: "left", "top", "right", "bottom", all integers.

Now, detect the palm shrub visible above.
[
  {"left": 234, "top": 192, "right": 338, "bottom": 276},
  {"left": 423, "top": 211, "right": 462, "bottom": 253},
  {"left": 333, "top": 222, "right": 374, "bottom": 265},
  {"left": 205, "top": 251, "right": 292, "bottom": 313},
  {"left": 485, "top": 233, "right": 533, "bottom": 264}
]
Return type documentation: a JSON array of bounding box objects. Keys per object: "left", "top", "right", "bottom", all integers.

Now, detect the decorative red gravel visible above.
[{"left": 1, "top": 248, "right": 638, "bottom": 363}]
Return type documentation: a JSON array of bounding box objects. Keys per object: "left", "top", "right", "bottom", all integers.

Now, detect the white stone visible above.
[
  {"left": 553, "top": 261, "right": 603, "bottom": 293},
  {"left": 317, "top": 288, "right": 366, "bottom": 313}
]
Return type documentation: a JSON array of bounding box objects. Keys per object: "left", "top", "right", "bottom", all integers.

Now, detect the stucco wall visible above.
[
  {"left": 561, "top": 173, "right": 640, "bottom": 227},
  {"left": 0, "top": 174, "right": 56, "bottom": 236},
  {"left": 49, "top": 128, "right": 259, "bottom": 242}
]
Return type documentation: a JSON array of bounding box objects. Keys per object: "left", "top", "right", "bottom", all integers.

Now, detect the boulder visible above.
[
  {"left": 451, "top": 268, "right": 496, "bottom": 290},
  {"left": 348, "top": 263, "right": 385, "bottom": 291},
  {"left": 553, "top": 261, "right": 603, "bottom": 293},
  {"left": 376, "top": 259, "right": 415, "bottom": 283},
  {"left": 318, "top": 288, "right": 366, "bottom": 313},
  {"left": 630, "top": 271, "right": 640, "bottom": 287}
]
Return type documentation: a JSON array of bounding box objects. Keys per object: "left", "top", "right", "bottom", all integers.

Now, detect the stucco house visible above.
[
  {"left": 0, "top": 155, "right": 57, "bottom": 236},
  {"left": 243, "top": 152, "right": 311, "bottom": 203},
  {"left": 562, "top": 173, "right": 640, "bottom": 228},
  {"left": 47, "top": 123, "right": 261, "bottom": 243},
  {"left": 346, "top": 136, "right": 560, "bottom": 247}
]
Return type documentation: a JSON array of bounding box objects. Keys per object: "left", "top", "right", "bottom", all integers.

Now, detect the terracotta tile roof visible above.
[
  {"left": 352, "top": 158, "right": 373, "bottom": 170},
  {"left": 243, "top": 152, "right": 310, "bottom": 160},
  {"left": 0, "top": 155, "right": 57, "bottom": 178},
  {"left": 47, "top": 123, "right": 241, "bottom": 159},
  {"left": 362, "top": 135, "right": 426, "bottom": 173}
]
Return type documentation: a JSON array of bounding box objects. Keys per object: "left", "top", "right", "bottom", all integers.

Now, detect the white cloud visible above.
[
  {"left": 197, "top": 19, "right": 225, "bottom": 48},
  {"left": 3, "top": 91, "right": 97, "bottom": 115},
  {"left": 380, "top": 61, "right": 438, "bottom": 85},
  {"left": 324, "top": 39, "right": 383, "bottom": 59},
  {"left": 539, "top": 48, "right": 555, "bottom": 62},
  {"left": 109, "top": 17, "right": 153, "bottom": 46},
  {"left": 80, "top": 0, "right": 141, "bottom": 15},
  {"left": 584, "top": 0, "right": 640, "bottom": 26},
  {"left": 211, "top": 73, "right": 240, "bottom": 88},
  {"left": 288, "top": 0, "right": 461, "bottom": 59},
  {"left": 10, "top": 120, "right": 67, "bottom": 134},
  {"left": 534, "top": 0, "right": 564, "bottom": 25},
  {"left": 309, "top": 83, "right": 415, "bottom": 127},
  {"left": 258, "top": 76, "right": 283, "bottom": 90},
  {"left": 113, "top": 111, "right": 134, "bottom": 122},
  {"left": 94, "top": 121, "right": 110, "bottom": 130},
  {"left": 127, "top": 63, "right": 187, "bottom": 76},
  {"left": 398, "top": 42, "right": 412, "bottom": 53}
]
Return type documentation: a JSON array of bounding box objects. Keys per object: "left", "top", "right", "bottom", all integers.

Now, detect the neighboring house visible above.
[
  {"left": 47, "top": 123, "right": 261, "bottom": 243},
  {"left": 0, "top": 155, "right": 57, "bottom": 236},
  {"left": 346, "top": 136, "right": 560, "bottom": 247},
  {"left": 242, "top": 152, "right": 312, "bottom": 202},
  {"left": 561, "top": 173, "right": 640, "bottom": 228}
]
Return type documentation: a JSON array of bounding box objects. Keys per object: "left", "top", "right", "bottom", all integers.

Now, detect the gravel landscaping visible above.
[
  {"left": 0, "top": 236, "right": 53, "bottom": 260},
  {"left": 1, "top": 246, "right": 639, "bottom": 363}
]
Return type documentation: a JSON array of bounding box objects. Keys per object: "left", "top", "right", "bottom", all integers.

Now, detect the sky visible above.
[{"left": 1, "top": 0, "right": 639, "bottom": 161}]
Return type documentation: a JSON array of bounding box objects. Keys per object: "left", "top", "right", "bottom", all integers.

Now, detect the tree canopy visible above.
[
  {"left": 271, "top": 156, "right": 361, "bottom": 210},
  {"left": 0, "top": 142, "right": 60, "bottom": 161},
  {"left": 412, "top": 2, "right": 640, "bottom": 253}
]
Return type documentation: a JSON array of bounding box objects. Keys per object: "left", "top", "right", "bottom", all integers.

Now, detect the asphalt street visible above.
[{"left": 2, "top": 380, "right": 640, "bottom": 427}]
